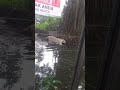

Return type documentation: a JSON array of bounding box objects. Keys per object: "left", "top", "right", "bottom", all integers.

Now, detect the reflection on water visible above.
[
  {"left": 0, "top": 21, "right": 34, "bottom": 90},
  {"left": 35, "top": 36, "right": 58, "bottom": 78},
  {"left": 35, "top": 33, "right": 85, "bottom": 90}
]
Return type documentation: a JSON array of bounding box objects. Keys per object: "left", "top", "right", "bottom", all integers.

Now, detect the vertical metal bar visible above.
[{"left": 70, "top": 30, "right": 85, "bottom": 90}]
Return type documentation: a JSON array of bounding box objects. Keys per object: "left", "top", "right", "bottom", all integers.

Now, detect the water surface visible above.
[
  {"left": 0, "top": 20, "right": 34, "bottom": 90},
  {"left": 35, "top": 32, "right": 85, "bottom": 90}
]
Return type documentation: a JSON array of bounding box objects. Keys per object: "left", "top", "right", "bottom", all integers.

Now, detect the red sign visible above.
[{"left": 35, "top": 0, "right": 60, "bottom": 7}]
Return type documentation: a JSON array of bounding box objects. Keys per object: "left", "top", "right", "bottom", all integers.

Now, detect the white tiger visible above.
[{"left": 46, "top": 36, "right": 66, "bottom": 45}]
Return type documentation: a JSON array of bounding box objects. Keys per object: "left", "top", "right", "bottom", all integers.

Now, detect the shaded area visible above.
[
  {"left": 0, "top": 19, "right": 34, "bottom": 90},
  {"left": 35, "top": 32, "right": 85, "bottom": 90},
  {"left": 85, "top": 0, "right": 112, "bottom": 89},
  {"left": 0, "top": 0, "right": 34, "bottom": 19}
]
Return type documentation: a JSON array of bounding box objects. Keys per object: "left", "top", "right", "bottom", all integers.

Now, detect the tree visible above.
[{"left": 63, "top": 0, "right": 85, "bottom": 36}]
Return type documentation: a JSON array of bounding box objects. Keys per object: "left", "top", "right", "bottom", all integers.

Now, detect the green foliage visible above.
[
  {"left": 12, "top": 0, "right": 26, "bottom": 9},
  {"left": 0, "top": 0, "right": 31, "bottom": 10},
  {"left": 35, "top": 22, "right": 49, "bottom": 30},
  {"left": 35, "top": 76, "right": 62, "bottom": 90},
  {"left": 0, "top": 1, "right": 10, "bottom": 7},
  {"left": 35, "top": 16, "right": 63, "bottom": 31},
  {"left": 41, "top": 76, "right": 62, "bottom": 90}
]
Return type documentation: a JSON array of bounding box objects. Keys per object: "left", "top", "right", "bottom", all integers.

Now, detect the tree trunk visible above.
[{"left": 63, "top": 0, "right": 85, "bottom": 36}]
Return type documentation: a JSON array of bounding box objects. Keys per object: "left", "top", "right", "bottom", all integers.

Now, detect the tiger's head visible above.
[{"left": 62, "top": 40, "right": 66, "bottom": 45}]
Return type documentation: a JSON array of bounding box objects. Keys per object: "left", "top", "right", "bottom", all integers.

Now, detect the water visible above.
[
  {"left": 0, "top": 20, "right": 34, "bottom": 90},
  {"left": 0, "top": 19, "right": 85, "bottom": 90},
  {"left": 35, "top": 32, "right": 85, "bottom": 90}
]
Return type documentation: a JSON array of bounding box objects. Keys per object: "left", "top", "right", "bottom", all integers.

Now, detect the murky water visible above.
[
  {"left": 35, "top": 32, "right": 85, "bottom": 90},
  {"left": 0, "top": 20, "right": 34, "bottom": 90},
  {"left": 0, "top": 19, "right": 84, "bottom": 90}
]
